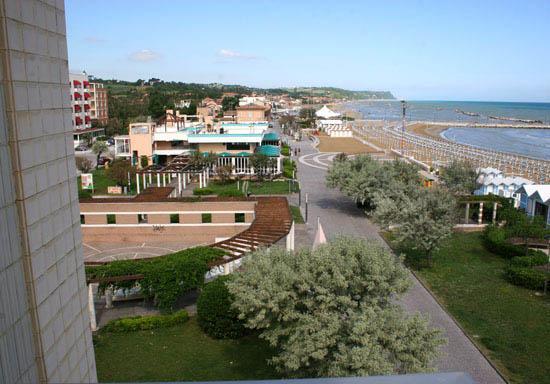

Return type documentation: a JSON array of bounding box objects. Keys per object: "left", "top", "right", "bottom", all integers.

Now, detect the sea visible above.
[{"left": 346, "top": 100, "right": 550, "bottom": 161}]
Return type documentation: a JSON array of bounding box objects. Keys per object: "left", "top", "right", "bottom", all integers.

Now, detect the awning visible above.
[
  {"left": 262, "top": 132, "right": 279, "bottom": 141},
  {"left": 217, "top": 152, "right": 232, "bottom": 157},
  {"left": 256, "top": 145, "right": 280, "bottom": 157},
  {"left": 235, "top": 152, "right": 251, "bottom": 157},
  {"left": 74, "top": 92, "right": 82, "bottom": 99},
  {"left": 73, "top": 80, "right": 81, "bottom": 87}
]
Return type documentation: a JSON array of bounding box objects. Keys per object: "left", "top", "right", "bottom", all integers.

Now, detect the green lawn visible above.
[
  {"left": 78, "top": 168, "right": 136, "bottom": 198},
  {"left": 392, "top": 232, "right": 550, "bottom": 384},
  {"left": 194, "top": 180, "right": 299, "bottom": 196},
  {"left": 290, "top": 205, "right": 305, "bottom": 224},
  {"left": 94, "top": 318, "right": 279, "bottom": 382}
]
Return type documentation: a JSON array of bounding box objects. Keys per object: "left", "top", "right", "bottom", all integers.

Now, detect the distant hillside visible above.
[{"left": 280, "top": 87, "right": 395, "bottom": 100}]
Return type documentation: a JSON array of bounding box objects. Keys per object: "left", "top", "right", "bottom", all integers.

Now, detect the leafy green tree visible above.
[
  {"left": 140, "top": 155, "right": 148, "bottom": 168},
  {"left": 91, "top": 141, "right": 109, "bottom": 169},
  {"left": 148, "top": 88, "right": 170, "bottom": 118},
  {"left": 507, "top": 214, "right": 549, "bottom": 255},
  {"left": 374, "top": 187, "right": 457, "bottom": 266},
  {"left": 227, "top": 237, "right": 443, "bottom": 377},
  {"left": 106, "top": 159, "right": 135, "bottom": 186},
  {"left": 221, "top": 96, "right": 239, "bottom": 111},
  {"left": 440, "top": 160, "right": 478, "bottom": 195}
]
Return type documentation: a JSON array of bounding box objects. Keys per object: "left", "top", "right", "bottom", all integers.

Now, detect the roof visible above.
[
  {"left": 316, "top": 105, "right": 340, "bottom": 119},
  {"left": 515, "top": 184, "right": 550, "bottom": 203},
  {"left": 256, "top": 145, "right": 280, "bottom": 157},
  {"left": 477, "top": 167, "right": 503, "bottom": 175},
  {"left": 482, "top": 176, "right": 533, "bottom": 187},
  {"left": 237, "top": 104, "right": 266, "bottom": 110},
  {"left": 262, "top": 132, "right": 280, "bottom": 141}
]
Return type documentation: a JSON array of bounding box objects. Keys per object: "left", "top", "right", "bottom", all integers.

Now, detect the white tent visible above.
[{"left": 315, "top": 105, "right": 340, "bottom": 119}]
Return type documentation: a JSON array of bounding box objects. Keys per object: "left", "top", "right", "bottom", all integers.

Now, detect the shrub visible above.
[
  {"left": 281, "top": 145, "right": 290, "bottom": 156},
  {"left": 505, "top": 266, "right": 546, "bottom": 290},
  {"left": 85, "top": 247, "right": 225, "bottom": 311},
  {"left": 193, "top": 188, "right": 214, "bottom": 196},
  {"left": 283, "top": 158, "right": 296, "bottom": 178},
  {"left": 102, "top": 310, "right": 189, "bottom": 332},
  {"left": 482, "top": 225, "right": 524, "bottom": 258},
  {"left": 197, "top": 276, "right": 247, "bottom": 339},
  {"left": 510, "top": 252, "right": 548, "bottom": 268},
  {"left": 217, "top": 189, "right": 244, "bottom": 197}
]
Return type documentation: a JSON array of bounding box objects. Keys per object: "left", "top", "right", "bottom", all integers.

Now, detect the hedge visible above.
[
  {"left": 482, "top": 225, "right": 524, "bottom": 258},
  {"left": 86, "top": 247, "right": 225, "bottom": 311},
  {"left": 101, "top": 310, "right": 189, "bottom": 332},
  {"left": 504, "top": 267, "right": 547, "bottom": 291},
  {"left": 193, "top": 188, "right": 215, "bottom": 196},
  {"left": 509, "top": 252, "right": 548, "bottom": 268},
  {"left": 197, "top": 276, "right": 247, "bottom": 339}
]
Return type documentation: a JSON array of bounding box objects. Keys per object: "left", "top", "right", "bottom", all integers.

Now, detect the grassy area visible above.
[
  {"left": 283, "top": 158, "right": 296, "bottom": 178},
  {"left": 77, "top": 168, "right": 135, "bottom": 198},
  {"left": 194, "top": 180, "right": 299, "bottom": 196},
  {"left": 391, "top": 232, "right": 550, "bottom": 384},
  {"left": 290, "top": 205, "right": 305, "bottom": 224},
  {"left": 94, "top": 318, "right": 279, "bottom": 382}
]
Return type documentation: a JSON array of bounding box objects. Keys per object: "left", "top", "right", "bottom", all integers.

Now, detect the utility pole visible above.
[{"left": 401, "top": 100, "right": 407, "bottom": 154}]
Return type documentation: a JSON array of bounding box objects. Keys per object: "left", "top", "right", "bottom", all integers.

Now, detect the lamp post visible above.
[{"left": 544, "top": 234, "right": 550, "bottom": 295}]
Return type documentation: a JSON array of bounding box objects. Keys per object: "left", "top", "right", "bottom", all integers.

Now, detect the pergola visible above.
[{"left": 135, "top": 155, "right": 210, "bottom": 195}]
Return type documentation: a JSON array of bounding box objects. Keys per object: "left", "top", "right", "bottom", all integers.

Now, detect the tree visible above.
[
  {"left": 250, "top": 153, "right": 274, "bottom": 181},
  {"left": 506, "top": 213, "right": 548, "bottom": 255},
  {"left": 216, "top": 164, "right": 233, "bottom": 183},
  {"left": 106, "top": 159, "right": 135, "bottom": 186},
  {"left": 75, "top": 157, "right": 93, "bottom": 173},
  {"left": 440, "top": 160, "right": 478, "bottom": 196},
  {"left": 227, "top": 237, "right": 443, "bottom": 377},
  {"left": 221, "top": 96, "right": 239, "bottom": 111},
  {"left": 374, "top": 187, "right": 457, "bottom": 266},
  {"left": 91, "top": 141, "right": 108, "bottom": 169},
  {"left": 140, "top": 155, "right": 148, "bottom": 168},
  {"left": 148, "top": 88, "right": 170, "bottom": 118}
]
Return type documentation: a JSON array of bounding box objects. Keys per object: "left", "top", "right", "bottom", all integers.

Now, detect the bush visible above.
[
  {"left": 217, "top": 189, "right": 244, "bottom": 197},
  {"left": 281, "top": 145, "right": 290, "bottom": 157},
  {"left": 482, "top": 225, "right": 524, "bottom": 258},
  {"left": 510, "top": 252, "right": 548, "bottom": 268},
  {"left": 102, "top": 310, "right": 189, "bottom": 332},
  {"left": 505, "top": 266, "right": 546, "bottom": 290},
  {"left": 193, "top": 188, "right": 214, "bottom": 196},
  {"left": 86, "top": 247, "right": 225, "bottom": 311},
  {"left": 197, "top": 276, "right": 247, "bottom": 339},
  {"left": 283, "top": 158, "right": 295, "bottom": 178}
]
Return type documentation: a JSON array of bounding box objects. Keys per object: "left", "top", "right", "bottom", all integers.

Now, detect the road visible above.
[{"left": 281, "top": 127, "right": 505, "bottom": 383}]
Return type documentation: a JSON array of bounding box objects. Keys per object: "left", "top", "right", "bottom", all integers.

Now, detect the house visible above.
[
  {"left": 114, "top": 110, "right": 281, "bottom": 175},
  {"left": 236, "top": 104, "right": 268, "bottom": 123},
  {"left": 515, "top": 185, "right": 550, "bottom": 226}
]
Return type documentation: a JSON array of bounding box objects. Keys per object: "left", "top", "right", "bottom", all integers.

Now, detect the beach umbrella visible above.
[{"left": 312, "top": 217, "right": 327, "bottom": 250}]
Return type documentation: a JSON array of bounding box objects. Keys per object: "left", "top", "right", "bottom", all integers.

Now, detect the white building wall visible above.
[{"left": 0, "top": 0, "right": 97, "bottom": 382}]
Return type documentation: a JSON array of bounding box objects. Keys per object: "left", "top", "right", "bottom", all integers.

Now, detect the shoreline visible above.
[{"left": 407, "top": 123, "right": 447, "bottom": 139}]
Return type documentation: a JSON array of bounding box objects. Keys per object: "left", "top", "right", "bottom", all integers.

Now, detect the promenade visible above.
[{"left": 280, "top": 126, "right": 505, "bottom": 383}]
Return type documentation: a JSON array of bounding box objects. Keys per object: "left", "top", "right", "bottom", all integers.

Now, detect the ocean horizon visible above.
[{"left": 347, "top": 100, "right": 550, "bottom": 161}]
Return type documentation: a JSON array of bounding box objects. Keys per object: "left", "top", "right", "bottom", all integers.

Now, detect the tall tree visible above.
[
  {"left": 440, "top": 160, "right": 478, "bottom": 196},
  {"left": 227, "top": 237, "right": 443, "bottom": 377},
  {"left": 374, "top": 187, "right": 457, "bottom": 266},
  {"left": 91, "top": 141, "right": 109, "bottom": 170},
  {"left": 106, "top": 159, "right": 136, "bottom": 186}
]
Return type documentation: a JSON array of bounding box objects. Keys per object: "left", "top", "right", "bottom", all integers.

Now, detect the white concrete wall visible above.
[{"left": 0, "top": 0, "right": 97, "bottom": 382}]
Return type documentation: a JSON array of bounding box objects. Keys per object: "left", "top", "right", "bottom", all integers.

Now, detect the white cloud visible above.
[
  {"left": 128, "top": 49, "right": 162, "bottom": 62},
  {"left": 217, "top": 49, "right": 260, "bottom": 60}
]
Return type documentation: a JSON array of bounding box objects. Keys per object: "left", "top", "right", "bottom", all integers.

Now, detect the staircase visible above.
[{"left": 209, "top": 197, "right": 293, "bottom": 267}]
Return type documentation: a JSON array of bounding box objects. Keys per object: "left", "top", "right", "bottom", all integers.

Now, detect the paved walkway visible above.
[{"left": 285, "top": 133, "right": 505, "bottom": 384}]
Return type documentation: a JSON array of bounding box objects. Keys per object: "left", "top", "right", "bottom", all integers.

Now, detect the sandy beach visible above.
[{"left": 407, "top": 123, "right": 447, "bottom": 139}]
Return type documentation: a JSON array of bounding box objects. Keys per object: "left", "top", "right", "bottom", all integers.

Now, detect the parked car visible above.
[
  {"left": 107, "top": 138, "right": 115, "bottom": 146},
  {"left": 75, "top": 144, "right": 88, "bottom": 151},
  {"left": 97, "top": 157, "right": 111, "bottom": 166}
]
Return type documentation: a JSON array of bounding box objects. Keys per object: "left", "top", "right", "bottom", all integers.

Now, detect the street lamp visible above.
[{"left": 544, "top": 234, "right": 550, "bottom": 295}]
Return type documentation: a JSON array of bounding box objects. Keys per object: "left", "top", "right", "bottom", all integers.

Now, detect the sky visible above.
[{"left": 66, "top": 0, "right": 550, "bottom": 102}]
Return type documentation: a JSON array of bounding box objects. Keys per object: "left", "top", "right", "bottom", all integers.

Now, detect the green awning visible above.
[
  {"left": 262, "top": 132, "right": 280, "bottom": 141},
  {"left": 218, "top": 152, "right": 232, "bottom": 157},
  {"left": 235, "top": 152, "right": 251, "bottom": 157},
  {"left": 256, "top": 145, "right": 280, "bottom": 157}
]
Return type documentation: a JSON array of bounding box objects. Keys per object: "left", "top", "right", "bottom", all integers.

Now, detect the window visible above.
[
  {"left": 226, "top": 143, "right": 250, "bottom": 151},
  {"left": 80, "top": 215, "right": 85, "bottom": 224},
  {"left": 170, "top": 214, "right": 180, "bottom": 224},
  {"left": 235, "top": 213, "right": 245, "bottom": 223},
  {"left": 201, "top": 213, "right": 212, "bottom": 223},
  {"left": 138, "top": 214, "right": 148, "bottom": 224},
  {"left": 107, "top": 214, "right": 116, "bottom": 224}
]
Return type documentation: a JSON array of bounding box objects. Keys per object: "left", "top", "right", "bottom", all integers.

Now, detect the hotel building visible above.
[{"left": 0, "top": 0, "right": 97, "bottom": 382}]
